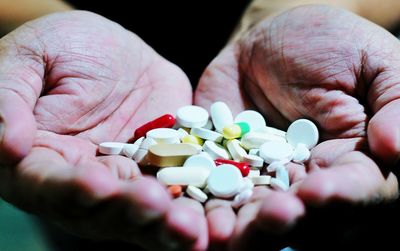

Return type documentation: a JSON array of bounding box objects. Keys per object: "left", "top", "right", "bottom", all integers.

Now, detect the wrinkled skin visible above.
[
  {"left": 196, "top": 5, "right": 400, "bottom": 250},
  {"left": 0, "top": 11, "right": 208, "bottom": 251}
]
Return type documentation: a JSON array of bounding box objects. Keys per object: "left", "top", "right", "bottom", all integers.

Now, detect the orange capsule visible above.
[{"left": 167, "top": 185, "right": 183, "bottom": 198}]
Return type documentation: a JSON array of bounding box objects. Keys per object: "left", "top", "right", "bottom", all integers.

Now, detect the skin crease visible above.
[
  {"left": 0, "top": 11, "right": 210, "bottom": 251},
  {"left": 196, "top": 5, "right": 400, "bottom": 250}
]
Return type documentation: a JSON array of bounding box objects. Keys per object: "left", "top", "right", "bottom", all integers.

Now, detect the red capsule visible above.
[
  {"left": 214, "top": 159, "right": 250, "bottom": 177},
  {"left": 133, "top": 114, "right": 175, "bottom": 141}
]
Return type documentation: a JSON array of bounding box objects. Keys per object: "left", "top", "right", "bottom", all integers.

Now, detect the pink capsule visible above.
[
  {"left": 133, "top": 114, "right": 175, "bottom": 141},
  {"left": 214, "top": 159, "right": 250, "bottom": 177}
]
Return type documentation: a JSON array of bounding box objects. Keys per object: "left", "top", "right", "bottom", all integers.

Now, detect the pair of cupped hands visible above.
[{"left": 0, "top": 4, "right": 399, "bottom": 251}]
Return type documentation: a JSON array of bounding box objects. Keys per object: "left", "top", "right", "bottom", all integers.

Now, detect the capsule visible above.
[
  {"left": 133, "top": 114, "right": 175, "bottom": 141},
  {"left": 214, "top": 158, "right": 250, "bottom": 177},
  {"left": 222, "top": 122, "right": 250, "bottom": 139}
]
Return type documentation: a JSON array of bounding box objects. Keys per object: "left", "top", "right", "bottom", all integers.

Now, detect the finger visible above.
[
  {"left": 205, "top": 199, "right": 236, "bottom": 249},
  {"left": 97, "top": 155, "right": 141, "bottom": 180},
  {"left": 297, "top": 151, "right": 399, "bottom": 205}
]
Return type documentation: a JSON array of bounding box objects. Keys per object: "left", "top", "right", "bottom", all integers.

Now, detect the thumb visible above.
[{"left": 0, "top": 29, "right": 44, "bottom": 164}]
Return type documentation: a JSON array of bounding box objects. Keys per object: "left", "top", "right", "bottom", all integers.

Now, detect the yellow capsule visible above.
[
  {"left": 223, "top": 124, "right": 242, "bottom": 139},
  {"left": 182, "top": 135, "right": 204, "bottom": 145}
]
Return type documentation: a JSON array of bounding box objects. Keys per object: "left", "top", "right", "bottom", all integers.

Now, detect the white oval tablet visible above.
[
  {"left": 99, "top": 142, "right": 125, "bottom": 155},
  {"left": 133, "top": 149, "right": 148, "bottom": 165},
  {"left": 190, "top": 127, "right": 223, "bottom": 143},
  {"left": 257, "top": 126, "right": 286, "bottom": 138},
  {"left": 276, "top": 166, "right": 290, "bottom": 187},
  {"left": 157, "top": 167, "right": 210, "bottom": 188},
  {"left": 266, "top": 160, "right": 288, "bottom": 173},
  {"left": 259, "top": 141, "right": 294, "bottom": 164},
  {"left": 203, "top": 140, "right": 231, "bottom": 160},
  {"left": 251, "top": 175, "right": 271, "bottom": 185},
  {"left": 183, "top": 153, "right": 216, "bottom": 171},
  {"left": 210, "top": 102, "right": 233, "bottom": 133},
  {"left": 207, "top": 164, "right": 243, "bottom": 198},
  {"left": 232, "top": 188, "right": 253, "bottom": 208},
  {"left": 247, "top": 169, "right": 260, "bottom": 178},
  {"left": 122, "top": 144, "right": 139, "bottom": 158},
  {"left": 286, "top": 119, "right": 319, "bottom": 149},
  {"left": 176, "top": 105, "right": 209, "bottom": 128},
  {"left": 241, "top": 132, "right": 286, "bottom": 150},
  {"left": 248, "top": 148, "right": 259, "bottom": 156},
  {"left": 186, "top": 185, "right": 208, "bottom": 203},
  {"left": 234, "top": 110, "right": 266, "bottom": 132},
  {"left": 292, "top": 143, "right": 311, "bottom": 163},
  {"left": 139, "top": 137, "right": 158, "bottom": 150},
  {"left": 147, "top": 128, "right": 180, "bottom": 144},
  {"left": 227, "top": 139, "right": 247, "bottom": 162},
  {"left": 243, "top": 154, "right": 264, "bottom": 168}
]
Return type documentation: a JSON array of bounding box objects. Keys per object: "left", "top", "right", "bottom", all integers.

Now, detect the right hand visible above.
[{"left": 0, "top": 11, "right": 207, "bottom": 251}]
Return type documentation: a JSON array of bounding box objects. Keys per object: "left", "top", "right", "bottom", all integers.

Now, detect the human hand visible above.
[
  {"left": 0, "top": 11, "right": 208, "bottom": 251},
  {"left": 195, "top": 5, "right": 399, "bottom": 250}
]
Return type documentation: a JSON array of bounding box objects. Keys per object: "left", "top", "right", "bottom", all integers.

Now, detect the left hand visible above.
[{"left": 195, "top": 5, "right": 399, "bottom": 250}]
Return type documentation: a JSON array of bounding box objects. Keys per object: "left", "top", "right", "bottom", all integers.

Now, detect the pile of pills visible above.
[{"left": 98, "top": 102, "right": 318, "bottom": 208}]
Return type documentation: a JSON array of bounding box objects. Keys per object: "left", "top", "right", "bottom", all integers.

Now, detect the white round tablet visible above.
[
  {"left": 259, "top": 141, "right": 294, "bottom": 164},
  {"left": 203, "top": 140, "right": 231, "bottom": 160},
  {"left": 207, "top": 164, "right": 243, "bottom": 198},
  {"left": 146, "top": 128, "right": 179, "bottom": 144},
  {"left": 286, "top": 119, "right": 319, "bottom": 149},
  {"left": 234, "top": 110, "right": 266, "bottom": 132},
  {"left": 176, "top": 105, "right": 209, "bottom": 128},
  {"left": 292, "top": 143, "right": 311, "bottom": 163},
  {"left": 122, "top": 144, "right": 139, "bottom": 158},
  {"left": 210, "top": 101, "right": 233, "bottom": 133},
  {"left": 99, "top": 142, "right": 125, "bottom": 155},
  {"left": 190, "top": 127, "right": 223, "bottom": 143},
  {"left": 183, "top": 153, "right": 216, "bottom": 171}
]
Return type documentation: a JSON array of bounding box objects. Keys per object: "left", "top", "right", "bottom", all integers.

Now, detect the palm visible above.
[
  {"left": 196, "top": 5, "right": 399, "bottom": 250},
  {"left": 0, "top": 11, "right": 208, "bottom": 251}
]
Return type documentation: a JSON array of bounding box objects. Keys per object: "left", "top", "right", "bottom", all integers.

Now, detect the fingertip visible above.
[
  {"left": 207, "top": 205, "right": 236, "bottom": 244},
  {"left": 296, "top": 171, "right": 337, "bottom": 205}
]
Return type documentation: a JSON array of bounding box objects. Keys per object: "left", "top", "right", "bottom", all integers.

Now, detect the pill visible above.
[
  {"left": 177, "top": 128, "right": 189, "bottom": 140},
  {"left": 133, "top": 114, "right": 175, "bottom": 141},
  {"left": 167, "top": 185, "right": 183, "bottom": 198},
  {"left": 147, "top": 143, "right": 200, "bottom": 167},
  {"left": 248, "top": 148, "right": 259, "bottom": 156},
  {"left": 133, "top": 148, "right": 148, "bottom": 165},
  {"left": 183, "top": 153, "right": 216, "bottom": 171},
  {"left": 248, "top": 169, "right": 260, "bottom": 178},
  {"left": 203, "top": 119, "right": 214, "bottom": 130},
  {"left": 267, "top": 160, "right": 289, "bottom": 172},
  {"left": 222, "top": 122, "right": 250, "bottom": 139},
  {"left": 182, "top": 135, "right": 204, "bottom": 145},
  {"left": 215, "top": 159, "right": 250, "bottom": 177},
  {"left": 286, "top": 119, "right": 319, "bottom": 149},
  {"left": 186, "top": 185, "right": 208, "bottom": 203},
  {"left": 259, "top": 141, "right": 294, "bottom": 164},
  {"left": 99, "top": 142, "right": 125, "bottom": 155},
  {"left": 133, "top": 136, "right": 145, "bottom": 146},
  {"left": 258, "top": 126, "right": 286, "bottom": 138},
  {"left": 242, "top": 154, "right": 264, "bottom": 168},
  {"left": 147, "top": 128, "right": 180, "bottom": 144},
  {"left": 203, "top": 185, "right": 210, "bottom": 194},
  {"left": 176, "top": 105, "right": 209, "bottom": 128},
  {"left": 240, "top": 177, "right": 255, "bottom": 191},
  {"left": 210, "top": 101, "right": 233, "bottom": 133},
  {"left": 203, "top": 140, "right": 231, "bottom": 160},
  {"left": 234, "top": 110, "right": 266, "bottom": 132},
  {"left": 226, "top": 139, "right": 248, "bottom": 162},
  {"left": 190, "top": 127, "right": 223, "bottom": 143},
  {"left": 276, "top": 166, "right": 290, "bottom": 188},
  {"left": 241, "top": 132, "right": 286, "bottom": 150},
  {"left": 139, "top": 137, "right": 158, "bottom": 150},
  {"left": 270, "top": 178, "right": 289, "bottom": 191},
  {"left": 207, "top": 164, "right": 243, "bottom": 198},
  {"left": 157, "top": 166, "right": 210, "bottom": 188},
  {"left": 232, "top": 188, "right": 253, "bottom": 209},
  {"left": 251, "top": 175, "right": 271, "bottom": 185},
  {"left": 122, "top": 144, "right": 139, "bottom": 158},
  {"left": 292, "top": 143, "right": 311, "bottom": 163}
]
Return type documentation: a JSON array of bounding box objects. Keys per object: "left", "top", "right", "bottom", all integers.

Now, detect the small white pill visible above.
[
  {"left": 248, "top": 148, "right": 259, "bottom": 156},
  {"left": 247, "top": 169, "right": 260, "bottom": 178},
  {"left": 99, "top": 142, "right": 125, "bottom": 155},
  {"left": 190, "top": 127, "right": 223, "bottom": 143},
  {"left": 267, "top": 160, "right": 288, "bottom": 172},
  {"left": 139, "top": 137, "right": 158, "bottom": 150},
  {"left": 234, "top": 110, "right": 266, "bottom": 132},
  {"left": 251, "top": 175, "right": 271, "bottom": 185},
  {"left": 259, "top": 141, "right": 293, "bottom": 164},
  {"left": 133, "top": 149, "right": 148, "bottom": 165},
  {"left": 176, "top": 105, "right": 209, "bottom": 128},
  {"left": 203, "top": 119, "right": 214, "bottom": 130},
  {"left": 276, "top": 166, "right": 290, "bottom": 188},
  {"left": 270, "top": 178, "right": 289, "bottom": 191},
  {"left": 232, "top": 188, "right": 253, "bottom": 209},
  {"left": 243, "top": 154, "right": 264, "bottom": 168},
  {"left": 210, "top": 101, "right": 234, "bottom": 133},
  {"left": 147, "top": 128, "right": 180, "bottom": 144},
  {"left": 186, "top": 185, "right": 208, "bottom": 203},
  {"left": 177, "top": 128, "right": 189, "bottom": 140},
  {"left": 133, "top": 136, "right": 145, "bottom": 146},
  {"left": 122, "top": 144, "right": 139, "bottom": 158},
  {"left": 203, "top": 140, "right": 231, "bottom": 160},
  {"left": 227, "top": 139, "right": 247, "bottom": 162},
  {"left": 157, "top": 167, "right": 210, "bottom": 188},
  {"left": 240, "top": 177, "right": 255, "bottom": 191},
  {"left": 183, "top": 153, "right": 216, "bottom": 171},
  {"left": 207, "top": 164, "right": 243, "bottom": 198},
  {"left": 257, "top": 126, "right": 286, "bottom": 138},
  {"left": 241, "top": 132, "right": 286, "bottom": 150},
  {"left": 292, "top": 143, "right": 311, "bottom": 163},
  {"left": 286, "top": 119, "right": 319, "bottom": 149}
]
